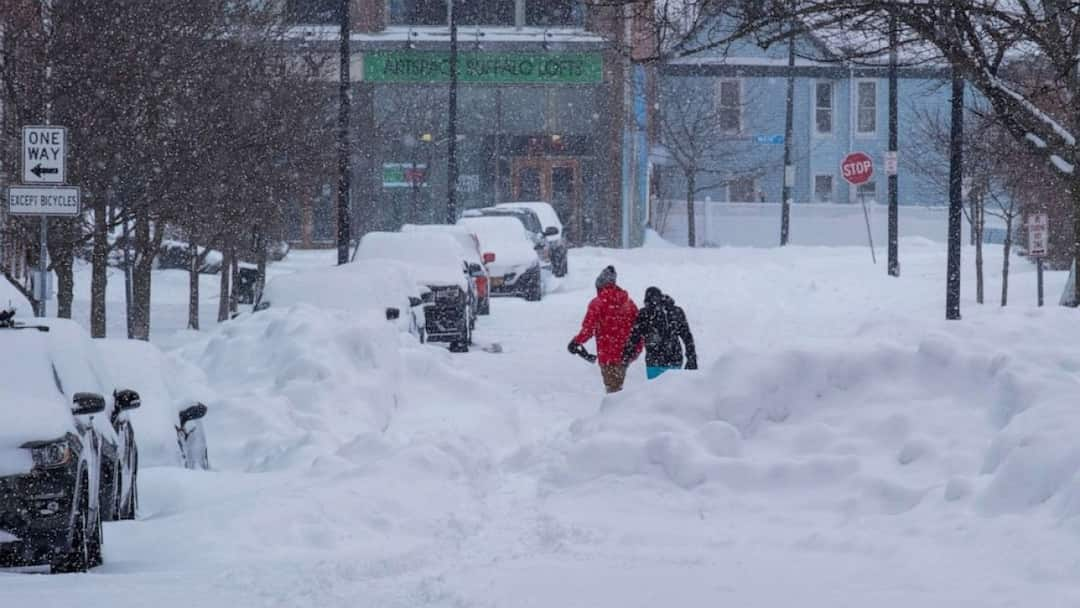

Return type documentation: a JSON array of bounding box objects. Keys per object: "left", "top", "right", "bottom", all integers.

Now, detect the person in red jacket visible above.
[{"left": 568, "top": 266, "right": 641, "bottom": 393}]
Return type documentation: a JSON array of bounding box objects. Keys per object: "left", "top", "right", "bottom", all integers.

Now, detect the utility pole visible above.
[
  {"left": 336, "top": 0, "right": 352, "bottom": 265},
  {"left": 887, "top": 7, "right": 900, "bottom": 277},
  {"left": 780, "top": 32, "right": 795, "bottom": 246},
  {"left": 946, "top": 62, "right": 964, "bottom": 320},
  {"left": 446, "top": 0, "right": 459, "bottom": 224},
  {"left": 36, "top": 0, "right": 54, "bottom": 317}
]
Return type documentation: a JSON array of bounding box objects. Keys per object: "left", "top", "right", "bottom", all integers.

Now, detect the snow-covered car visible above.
[
  {"left": 462, "top": 206, "right": 554, "bottom": 273},
  {"left": 254, "top": 259, "right": 429, "bottom": 343},
  {"left": 0, "top": 311, "right": 141, "bottom": 573},
  {"left": 402, "top": 223, "right": 492, "bottom": 316},
  {"left": 495, "top": 201, "right": 569, "bottom": 277},
  {"left": 355, "top": 232, "right": 477, "bottom": 352},
  {"left": 456, "top": 216, "right": 544, "bottom": 301}
]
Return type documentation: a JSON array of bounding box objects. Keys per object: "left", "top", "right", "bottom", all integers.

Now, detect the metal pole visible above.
[
  {"left": 446, "top": 0, "right": 459, "bottom": 224},
  {"left": 860, "top": 192, "right": 877, "bottom": 264},
  {"left": 1037, "top": 257, "right": 1045, "bottom": 306},
  {"left": 780, "top": 33, "right": 795, "bottom": 246},
  {"left": 946, "top": 63, "right": 964, "bottom": 320},
  {"left": 36, "top": 0, "right": 54, "bottom": 318},
  {"left": 887, "top": 8, "right": 899, "bottom": 277},
  {"left": 336, "top": 0, "right": 352, "bottom": 265}
]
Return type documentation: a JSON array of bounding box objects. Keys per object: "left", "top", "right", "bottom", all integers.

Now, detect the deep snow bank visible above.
[
  {"left": 530, "top": 332, "right": 1080, "bottom": 518},
  {"left": 173, "top": 305, "right": 406, "bottom": 472}
]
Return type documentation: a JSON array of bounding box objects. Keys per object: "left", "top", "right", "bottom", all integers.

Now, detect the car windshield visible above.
[{"left": 476, "top": 209, "right": 541, "bottom": 234}]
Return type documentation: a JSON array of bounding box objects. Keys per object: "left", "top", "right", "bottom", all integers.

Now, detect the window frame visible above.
[
  {"left": 855, "top": 79, "right": 878, "bottom": 136},
  {"left": 388, "top": 0, "right": 584, "bottom": 28},
  {"left": 716, "top": 78, "right": 743, "bottom": 135},
  {"left": 813, "top": 174, "right": 834, "bottom": 203},
  {"left": 855, "top": 180, "right": 877, "bottom": 202},
  {"left": 813, "top": 80, "right": 834, "bottom": 137}
]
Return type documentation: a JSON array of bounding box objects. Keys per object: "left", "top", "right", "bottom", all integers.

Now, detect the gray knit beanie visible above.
[{"left": 595, "top": 265, "right": 617, "bottom": 290}]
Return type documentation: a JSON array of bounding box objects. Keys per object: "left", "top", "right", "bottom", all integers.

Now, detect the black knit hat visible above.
[{"left": 595, "top": 265, "right": 617, "bottom": 290}]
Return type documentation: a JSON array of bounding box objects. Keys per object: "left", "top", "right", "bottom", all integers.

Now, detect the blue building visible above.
[{"left": 657, "top": 27, "right": 953, "bottom": 208}]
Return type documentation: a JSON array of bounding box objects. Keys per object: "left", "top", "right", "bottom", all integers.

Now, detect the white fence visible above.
[{"left": 656, "top": 200, "right": 998, "bottom": 248}]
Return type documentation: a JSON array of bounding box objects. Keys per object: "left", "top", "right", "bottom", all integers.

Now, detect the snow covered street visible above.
[{"left": 5, "top": 239, "right": 1080, "bottom": 607}]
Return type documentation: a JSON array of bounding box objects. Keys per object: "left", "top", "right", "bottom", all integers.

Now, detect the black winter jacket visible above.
[{"left": 622, "top": 295, "right": 697, "bottom": 369}]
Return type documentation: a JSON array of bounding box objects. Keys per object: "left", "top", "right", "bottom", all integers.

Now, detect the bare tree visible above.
[{"left": 658, "top": 78, "right": 766, "bottom": 246}]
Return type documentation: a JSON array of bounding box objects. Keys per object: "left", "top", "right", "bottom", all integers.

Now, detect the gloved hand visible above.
[
  {"left": 685, "top": 359, "right": 698, "bottom": 370},
  {"left": 567, "top": 340, "right": 580, "bottom": 355}
]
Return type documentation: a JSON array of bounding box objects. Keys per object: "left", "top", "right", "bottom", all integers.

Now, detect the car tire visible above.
[
  {"left": 121, "top": 451, "right": 138, "bottom": 521},
  {"left": 525, "top": 273, "right": 543, "bottom": 302},
  {"left": 52, "top": 485, "right": 90, "bottom": 574},
  {"left": 87, "top": 503, "right": 103, "bottom": 568},
  {"left": 478, "top": 296, "right": 490, "bottom": 316}
]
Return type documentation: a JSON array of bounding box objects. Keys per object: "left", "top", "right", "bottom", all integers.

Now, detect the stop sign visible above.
[{"left": 841, "top": 152, "right": 874, "bottom": 185}]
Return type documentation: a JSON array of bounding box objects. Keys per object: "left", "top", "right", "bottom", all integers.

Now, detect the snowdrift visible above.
[
  {"left": 173, "top": 305, "right": 406, "bottom": 472},
  {"left": 532, "top": 332, "right": 1080, "bottom": 518}
]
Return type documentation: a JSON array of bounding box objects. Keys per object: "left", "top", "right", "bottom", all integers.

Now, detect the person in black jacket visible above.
[{"left": 621, "top": 287, "right": 697, "bottom": 379}]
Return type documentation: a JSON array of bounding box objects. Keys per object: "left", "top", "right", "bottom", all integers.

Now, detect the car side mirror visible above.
[
  {"left": 483, "top": 252, "right": 495, "bottom": 264},
  {"left": 543, "top": 226, "right": 559, "bottom": 237},
  {"left": 72, "top": 393, "right": 106, "bottom": 416},
  {"left": 114, "top": 389, "right": 141, "bottom": 411},
  {"left": 468, "top": 263, "right": 483, "bottom": 276},
  {"left": 253, "top": 301, "right": 270, "bottom": 312},
  {"left": 179, "top": 403, "right": 208, "bottom": 426},
  {"left": 386, "top": 307, "right": 401, "bottom": 321},
  {"left": 408, "top": 296, "right": 423, "bottom": 307}
]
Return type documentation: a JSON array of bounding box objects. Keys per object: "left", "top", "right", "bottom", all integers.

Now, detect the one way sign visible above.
[{"left": 22, "top": 126, "right": 66, "bottom": 184}]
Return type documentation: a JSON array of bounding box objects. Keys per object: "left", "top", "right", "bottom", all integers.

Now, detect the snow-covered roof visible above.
[
  {"left": 355, "top": 231, "right": 469, "bottom": 290},
  {"left": 284, "top": 25, "right": 606, "bottom": 48}
]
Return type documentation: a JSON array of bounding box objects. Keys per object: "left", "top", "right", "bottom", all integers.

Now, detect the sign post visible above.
[
  {"left": 1028, "top": 213, "right": 1049, "bottom": 306},
  {"left": 842, "top": 152, "right": 876, "bottom": 264},
  {"left": 8, "top": 125, "right": 77, "bottom": 317}
]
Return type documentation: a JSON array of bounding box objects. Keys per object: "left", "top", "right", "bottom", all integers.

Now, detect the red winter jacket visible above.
[{"left": 572, "top": 285, "right": 641, "bottom": 365}]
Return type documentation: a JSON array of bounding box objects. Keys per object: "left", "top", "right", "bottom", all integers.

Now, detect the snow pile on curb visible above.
[
  {"left": 174, "top": 305, "right": 405, "bottom": 472},
  {"left": 535, "top": 333, "right": 1080, "bottom": 518}
]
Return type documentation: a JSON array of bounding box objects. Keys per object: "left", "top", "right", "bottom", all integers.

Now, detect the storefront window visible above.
[
  {"left": 285, "top": 0, "right": 341, "bottom": 24},
  {"left": 526, "top": 0, "right": 583, "bottom": 27}
]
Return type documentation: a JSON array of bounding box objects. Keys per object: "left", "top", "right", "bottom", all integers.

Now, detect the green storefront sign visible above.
[{"left": 365, "top": 51, "right": 603, "bottom": 84}]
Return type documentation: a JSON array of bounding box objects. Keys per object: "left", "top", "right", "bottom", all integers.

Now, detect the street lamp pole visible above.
[
  {"left": 336, "top": 0, "right": 352, "bottom": 265},
  {"left": 780, "top": 31, "right": 795, "bottom": 246},
  {"left": 447, "top": 0, "right": 460, "bottom": 224}
]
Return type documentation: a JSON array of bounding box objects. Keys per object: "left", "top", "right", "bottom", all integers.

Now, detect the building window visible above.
[
  {"left": 814, "top": 174, "right": 834, "bottom": 203},
  {"left": 717, "top": 80, "right": 741, "bottom": 133},
  {"left": 389, "top": 0, "right": 584, "bottom": 27},
  {"left": 458, "top": 0, "right": 515, "bottom": 26},
  {"left": 814, "top": 81, "right": 833, "bottom": 135},
  {"left": 526, "top": 0, "right": 582, "bottom": 26},
  {"left": 389, "top": 0, "right": 448, "bottom": 26},
  {"left": 286, "top": 0, "right": 341, "bottom": 24},
  {"left": 728, "top": 176, "right": 756, "bottom": 203},
  {"left": 856, "top": 180, "right": 877, "bottom": 202},
  {"left": 857, "top": 81, "right": 877, "bottom": 134}
]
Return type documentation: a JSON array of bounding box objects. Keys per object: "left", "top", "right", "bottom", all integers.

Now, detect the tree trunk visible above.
[
  {"left": 54, "top": 257, "right": 74, "bottom": 319},
  {"left": 91, "top": 199, "right": 109, "bottom": 337},
  {"left": 974, "top": 196, "right": 984, "bottom": 305},
  {"left": 229, "top": 251, "right": 240, "bottom": 315},
  {"left": 187, "top": 238, "right": 200, "bottom": 331},
  {"left": 686, "top": 171, "right": 696, "bottom": 247},
  {"left": 1073, "top": 176, "right": 1080, "bottom": 306},
  {"left": 217, "top": 245, "right": 232, "bottom": 323},
  {"left": 254, "top": 230, "right": 268, "bottom": 306},
  {"left": 1001, "top": 214, "right": 1013, "bottom": 306},
  {"left": 129, "top": 206, "right": 156, "bottom": 341}
]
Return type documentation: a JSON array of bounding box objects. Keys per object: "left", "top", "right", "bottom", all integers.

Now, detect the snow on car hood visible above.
[
  {"left": 456, "top": 217, "right": 540, "bottom": 275},
  {"left": 0, "top": 319, "right": 112, "bottom": 452}
]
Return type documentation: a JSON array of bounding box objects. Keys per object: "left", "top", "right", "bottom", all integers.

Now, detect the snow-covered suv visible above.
[
  {"left": 355, "top": 232, "right": 478, "bottom": 352},
  {"left": 0, "top": 311, "right": 141, "bottom": 572}
]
